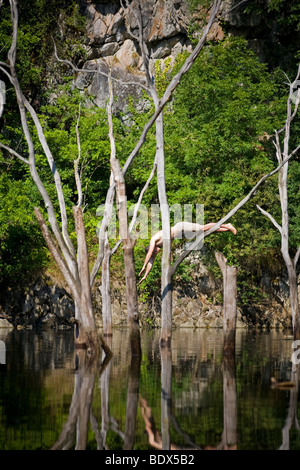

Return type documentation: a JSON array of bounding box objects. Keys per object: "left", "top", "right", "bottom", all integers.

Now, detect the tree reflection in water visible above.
[
  {"left": 51, "top": 345, "right": 112, "bottom": 450},
  {"left": 279, "top": 365, "right": 300, "bottom": 450},
  {"left": 48, "top": 330, "right": 300, "bottom": 451}
]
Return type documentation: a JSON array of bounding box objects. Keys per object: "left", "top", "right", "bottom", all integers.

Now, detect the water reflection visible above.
[{"left": 0, "top": 328, "right": 299, "bottom": 450}]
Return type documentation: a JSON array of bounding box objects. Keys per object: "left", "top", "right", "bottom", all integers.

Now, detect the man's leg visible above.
[{"left": 203, "top": 223, "right": 237, "bottom": 235}]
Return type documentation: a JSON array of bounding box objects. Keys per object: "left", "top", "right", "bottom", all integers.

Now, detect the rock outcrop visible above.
[
  {"left": 0, "top": 280, "right": 75, "bottom": 329},
  {"left": 72, "top": 0, "right": 298, "bottom": 114},
  {"left": 76, "top": 0, "right": 193, "bottom": 113},
  {"left": 0, "top": 254, "right": 296, "bottom": 331}
]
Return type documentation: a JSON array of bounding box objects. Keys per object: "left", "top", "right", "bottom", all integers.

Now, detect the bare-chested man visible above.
[{"left": 138, "top": 221, "right": 237, "bottom": 284}]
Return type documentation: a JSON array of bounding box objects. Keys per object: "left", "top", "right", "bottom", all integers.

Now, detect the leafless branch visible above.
[
  {"left": 52, "top": 38, "right": 149, "bottom": 92},
  {"left": 120, "top": 0, "right": 140, "bottom": 42},
  {"left": 0, "top": 142, "right": 30, "bottom": 165},
  {"left": 256, "top": 205, "right": 282, "bottom": 234},
  {"left": 277, "top": 64, "right": 300, "bottom": 135},
  {"left": 122, "top": 0, "right": 222, "bottom": 175},
  {"left": 111, "top": 156, "right": 157, "bottom": 256},
  {"left": 22, "top": 94, "right": 76, "bottom": 258},
  {"left": 171, "top": 149, "right": 297, "bottom": 275},
  {"left": 5, "top": 0, "right": 78, "bottom": 278},
  {"left": 294, "top": 245, "right": 300, "bottom": 269},
  {"left": 34, "top": 207, "right": 81, "bottom": 302},
  {"left": 121, "top": 0, "right": 153, "bottom": 87},
  {"left": 224, "top": 0, "right": 249, "bottom": 14},
  {"left": 75, "top": 102, "right": 83, "bottom": 207},
  {"left": 129, "top": 157, "right": 157, "bottom": 234},
  {"left": 90, "top": 181, "right": 115, "bottom": 288},
  {"left": 90, "top": 0, "right": 222, "bottom": 286}
]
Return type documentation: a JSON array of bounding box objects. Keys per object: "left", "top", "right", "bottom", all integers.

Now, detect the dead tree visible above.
[
  {"left": 121, "top": 0, "right": 222, "bottom": 343},
  {"left": 51, "top": 349, "right": 112, "bottom": 450},
  {"left": 257, "top": 65, "right": 300, "bottom": 340},
  {"left": 107, "top": 71, "right": 139, "bottom": 328},
  {"left": 219, "top": 353, "right": 237, "bottom": 450},
  {"left": 51, "top": 0, "right": 222, "bottom": 339},
  {"left": 0, "top": 0, "right": 111, "bottom": 356},
  {"left": 123, "top": 328, "right": 141, "bottom": 450},
  {"left": 215, "top": 252, "right": 238, "bottom": 356},
  {"left": 0, "top": 80, "right": 5, "bottom": 118},
  {"left": 101, "top": 233, "right": 112, "bottom": 336}
]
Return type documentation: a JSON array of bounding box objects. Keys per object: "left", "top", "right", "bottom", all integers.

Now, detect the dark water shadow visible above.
[{"left": 1, "top": 328, "right": 300, "bottom": 450}]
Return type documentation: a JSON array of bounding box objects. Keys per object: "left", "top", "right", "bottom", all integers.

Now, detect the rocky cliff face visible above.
[
  {"left": 75, "top": 0, "right": 193, "bottom": 112},
  {"left": 73, "top": 0, "right": 298, "bottom": 113}
]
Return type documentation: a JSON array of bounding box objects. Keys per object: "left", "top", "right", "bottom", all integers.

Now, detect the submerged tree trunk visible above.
[
  {"left": 155, "top": 106, "right": 172, "bottom": 344},
  {"left": 34, "top": 206, "right": 111, "bottom": 355},
  {"left": 286, "top": 262, "right": 300, "bottom": 339},
  {"left": 215, "top": 252, "right": 238, "bottom": 356},
  {"left": 73, "top": 206, "right": 96, "bottom": 347},
  {"left": 221, "top": 355, "right": 237, "bottom": 450},
  {"left": 160, "top": 344, "right": 172, "bottom": 450},
  {"left": 120, "top": 0, "right": 222, "bottom": 344},
  {"left": 2, "top": 0, "right": 112, "bottom": 357},
  {"left": 101, "top": 233, "right": 112, "bottom": 336},
  {"left": 123, "top": 328, "right": 141, "bottom": 450},
  {"left": 123, "top": 239, "right": 139, "bottom": 325}
]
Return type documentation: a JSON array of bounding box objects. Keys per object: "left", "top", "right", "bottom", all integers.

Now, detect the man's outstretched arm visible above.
[
  {"left": 139, "top": 232, "right": 162, "bottom": 275},
  {"left": 138, "top": 254, "right": 156, "bottom": 284}
]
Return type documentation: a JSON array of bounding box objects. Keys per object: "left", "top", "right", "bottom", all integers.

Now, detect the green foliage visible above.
[
  {"left": 0, "top": 80, "right": 116, "bottom": 290},
  {"left": 0, "top": 0, "right": 85, "bottom": 96},
  {"left": 0, "top": 173, "right": 48, "bottom": 293},
  {"left": 37, "top": 83, "right": 113, "bottom": 212},
  {"left": 124, "top": 36, "right": 300, "bottom": 305}
]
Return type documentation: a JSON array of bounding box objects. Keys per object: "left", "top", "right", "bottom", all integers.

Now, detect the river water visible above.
[{"left": 0, "top": 327, "right": 299, "bottom": 451}]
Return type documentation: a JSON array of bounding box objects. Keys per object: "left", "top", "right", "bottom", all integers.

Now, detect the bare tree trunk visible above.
[
  {"left": 286, "top": 262, "right": 300, "bottom": 339},
  {"left": 123, "top": 239, "right": 139, "bottom": 325},
  {"left": 123, "top": 328, "right": 141, "bottom": 450},
  {"left": 155, "top": 104, "right": 172, "bottom": 344},
  {"left": 73, "top": 206, "right": 112, "bottom": 354},
  {"left": 73, "top": 206, "right": 97, "bottom": 347},
  {"left": 107, "top": 73, "right": 139, "bottom": 327},
  {"left": 215, "top": 252, "right": 238, "bottom": 356},
  {"left": 220, "top": 355, "right": 237, "bottom": 450},
  {"left": 119, "top": 0, "right": 222, "bottom": 343},
  {"left": 160, "top": 344, "right": 172, "bottom": 450},
  {"left": 257, "top": 65, "right": 300, "bottom": 340},
  {"left": 1, "top": 0, "right": 112, "bottom": 357},
  {"left": 90, "top": 181, "right": 115, "bottom": 288},
  {"left": 128, "top": 0, "right": 172, "bottom": 343},
  {"left": 101, "top": 233, "right": 112, "bottom": 336}
]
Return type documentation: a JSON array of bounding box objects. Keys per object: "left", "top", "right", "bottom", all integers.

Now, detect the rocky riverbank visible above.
[{"left": 0, "top": 252, "right": 295, "bottom": 332}]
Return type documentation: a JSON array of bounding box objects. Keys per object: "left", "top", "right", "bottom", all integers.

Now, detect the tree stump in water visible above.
[{"left": 215, "top": 252, "right": 238, "bottom": 357}]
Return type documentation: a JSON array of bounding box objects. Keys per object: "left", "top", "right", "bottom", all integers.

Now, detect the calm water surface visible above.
[{"left": 0, "top": 327, "right": 299, "bottom": 450}]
